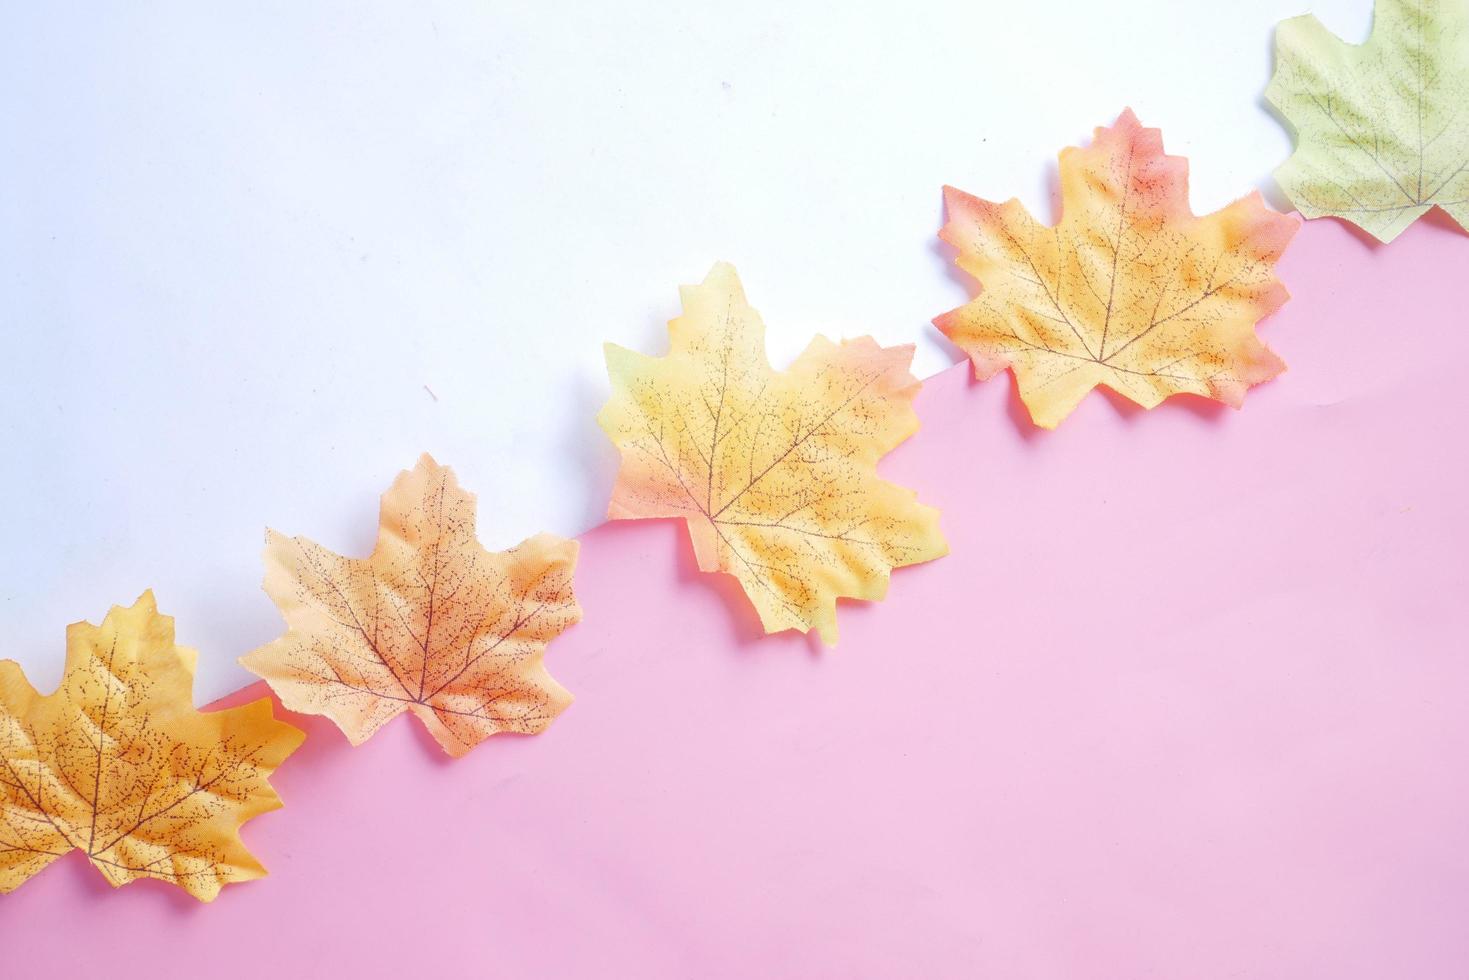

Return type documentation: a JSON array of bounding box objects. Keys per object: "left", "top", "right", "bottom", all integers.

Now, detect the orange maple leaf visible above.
[
  {"left": 241, "top": 455, "right": 579, "bottom": 758},
  {"left": 598, "top": 263, "right": 947, "bottom": 643},
  {"left": 0, "top": 592, "right": 303, "bottom": 901},
  {"left": 936, "top": 109, "right": 1298, "bottom": 428}
]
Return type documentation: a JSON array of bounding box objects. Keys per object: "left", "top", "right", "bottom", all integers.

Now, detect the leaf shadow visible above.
[
  {"left": 559, "top": 373, "right": 622, "bottom": 531},
  {"left": 234, "top": 678, "right": 538, "bottom": 773},
  {"left": 1321, "top": 213, "right": 1391, "bottom": 251},
  {"left": 664, "top": 519, "right": 787, "bottom": 651},
  {"left": 594, "top": 517, "right": 821, "bottom": 656},
  {"left": 930, "top": 214, "right": 972, "bottom": 301},
  {"left": 1420, "top": 205, "right": 1468, "bottom": 236},
  {"left": 996, "top": 370, "right": 1047, "bottom": 442},
  {"left": 1095, "top": 384, "right": 1230, "bottom": 427},
  {"left": 397, "top": 709, "right": 542, "bottom": 766},
  {"left": 1278, "top": 201, "right": 1464, "bottom": 252},
  {"left": 1255, "top": 29, "right": 1296, "bottom": 215},
  {"left": 45, "top": 849, "right": 209, "bottom": 915}
]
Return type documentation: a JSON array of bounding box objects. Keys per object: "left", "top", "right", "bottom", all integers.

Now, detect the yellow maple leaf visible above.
[
  {"left": 0, "top": 592, "right": 303, "bottom": 902},
  {"left": 241, "top": 454, "right": 579, "bottom": 758},
  {"left": 936, "top": 109, "right": 1299, "bottom": 428},
  {"left": 598, "top": 263, "right": 947, "bottom": 643}
]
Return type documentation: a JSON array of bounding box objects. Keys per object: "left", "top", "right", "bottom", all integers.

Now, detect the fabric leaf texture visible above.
[
  {"left": 936, "top": 109, "right": 1298, "bottom": 428},
  {"left": 1, "top": 592, "right": 303, "bottom": 901},
  {"left": 598, "top": 263, "right": 947, "bottom": 644},
  {"left": 1267, "top": 0, "right": 1469, "bottom": 242},
  {"left": 241, "top": 455, "right": 579, "bottom": 758}
]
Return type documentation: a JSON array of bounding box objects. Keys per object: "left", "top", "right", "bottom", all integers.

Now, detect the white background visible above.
[{"left": 1, "top": 0, "right": 1367, "bottom": 700}]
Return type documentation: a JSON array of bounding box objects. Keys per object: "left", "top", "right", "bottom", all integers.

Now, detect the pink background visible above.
[{"left": 4, "top": 216, "right": 1468, "bottom": 978}]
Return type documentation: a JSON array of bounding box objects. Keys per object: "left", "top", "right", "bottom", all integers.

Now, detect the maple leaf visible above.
[
  {"left": 597, "top": 262, "right": 947, "bottom": 643},
  {"left": 241, "top": 454, "right": 579, "bottom": 758},
  {"left": 1266, "top": 0, "right": 1469, "bottom": 242},
  {"left": 935, "top": 109, "right": 1298, "bottom": 429},
  {"left": 0, "top": 592, "right": 303, "bottom": 902}
]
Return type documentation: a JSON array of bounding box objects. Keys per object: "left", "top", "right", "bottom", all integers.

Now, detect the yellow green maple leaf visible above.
[{"left": 1267, "top": 0, "right": 1469, "bottom": 241}]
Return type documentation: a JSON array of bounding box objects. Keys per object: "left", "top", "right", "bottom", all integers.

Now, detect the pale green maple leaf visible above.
[{"left": 1266, "top": 0, "right": 1469, "bottom": 242}]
